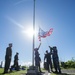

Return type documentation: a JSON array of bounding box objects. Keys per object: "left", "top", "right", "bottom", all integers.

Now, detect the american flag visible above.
[{"left": 38, "top": 28, "right": 53, "bottom": 41}]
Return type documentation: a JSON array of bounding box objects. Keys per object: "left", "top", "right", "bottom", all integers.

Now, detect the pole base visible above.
[{"left": 26, "top": 66, "right": 41, "bottom": 75}]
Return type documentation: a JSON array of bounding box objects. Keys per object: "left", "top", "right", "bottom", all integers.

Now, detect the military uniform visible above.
[
  {"left": 14, "top": 53, "right": 19, "bottom": 70},
  {"left": 44, "top": 51, "right": 53, "bottom": 72},
  {"left": 4, "top": 44, "right": 12, "bottom": 73},
  {"left": 10, "top": 53, "right": 19, "bottom": 72},
  {"left": 52, "top": 47, "right": 61, "bottom": 73},
  {"left": 34, "top": 48, "right": 41, "bottom": 72},
  {"left": 34, "top": 48, "right": 39, "bottom": 66}
]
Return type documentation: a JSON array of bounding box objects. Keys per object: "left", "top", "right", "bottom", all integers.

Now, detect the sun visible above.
[
  {"left": 25, "top": 28, "right": 35, "bottom": 37},
  {"left": 22, "top": 27, "right": 36, "bottom": 38}
]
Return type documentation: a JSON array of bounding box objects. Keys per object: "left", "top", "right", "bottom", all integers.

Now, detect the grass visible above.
[
  {"left": 0, "top": 68, "right": 47, "bottom": 75},
  {"left": 0, "top": 68, "right": 75, "bottom": 75},
  {"left": 0, "top": 68, "right": 27, "bottom": 75}
]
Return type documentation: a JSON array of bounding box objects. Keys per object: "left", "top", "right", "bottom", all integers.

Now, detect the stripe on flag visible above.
[{"left": 38, "top": 28, "right": 53, "bottom": 41}]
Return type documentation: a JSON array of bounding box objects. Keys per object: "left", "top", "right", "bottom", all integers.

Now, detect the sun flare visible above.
[{"left": 22, "top": 27, "right": 36, "bottom": 38}]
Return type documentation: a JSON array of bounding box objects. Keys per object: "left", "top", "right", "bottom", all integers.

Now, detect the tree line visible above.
[{"left": 61, "top": 58, "right": 75, "bottom": 68}]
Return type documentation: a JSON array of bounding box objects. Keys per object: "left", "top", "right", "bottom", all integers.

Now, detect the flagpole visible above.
[{"left": 32, "top": 0, "right": 35, "bottom": 66}]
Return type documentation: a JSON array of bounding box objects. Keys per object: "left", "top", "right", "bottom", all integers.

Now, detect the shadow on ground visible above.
[
  {"left": 53, "top": 73, "right": 75, "bottom": 75},
  {"left": 0, "top": 73, "right": 4, "bottom": 75}
]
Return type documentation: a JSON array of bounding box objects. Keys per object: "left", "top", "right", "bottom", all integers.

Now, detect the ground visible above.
[
  {"left": 0, "top": 68, "right": 75, "bottom": 75},
  {"left": 51, "top": 69, "right": 75, "bottom": 75},
  {"left": 0, "top": 68, "right": 27, "bottom": 75}
]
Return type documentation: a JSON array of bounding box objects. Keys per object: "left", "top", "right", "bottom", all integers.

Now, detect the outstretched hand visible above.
[
  {"left": 49, "top": 46, "right": 53, "bottom": 52},
  {"left": 38, "top": 42, "right": 41, "bottom": 49},
  {"left": 49, "top": 46, "right": 52, "bottom": 49},
  {"left": 49, "top": 46, "right": 50, "bottom": 48}
]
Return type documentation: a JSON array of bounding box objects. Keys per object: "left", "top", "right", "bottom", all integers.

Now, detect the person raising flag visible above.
[{"left": 34, "top": 43, "right": 42, "bottom": 72}]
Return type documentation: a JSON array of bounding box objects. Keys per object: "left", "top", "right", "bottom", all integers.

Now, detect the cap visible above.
[
  {"left": 16, "top": 52, "right": 19, "bottom": 54},
  {"left": 9, "top": 43, "right": 12, "bottom": 45},
  {"left": 46, "top": 50, "right": 48, "bottom": 53},
  {"left": 53, "top": 46, "right": 56, "bottom": 49}
]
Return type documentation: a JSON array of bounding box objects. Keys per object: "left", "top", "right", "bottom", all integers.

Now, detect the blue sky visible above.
[{"left": 0, "top": 0, "right": 75, "bottom": 65}]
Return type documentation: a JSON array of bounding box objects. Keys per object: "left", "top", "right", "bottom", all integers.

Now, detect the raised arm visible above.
[
  {"left": 49, "top": 46, "right": 53, "bottom": 54},
  {"left": 38, "top": 43, "right": 41, "bottom": 50}
]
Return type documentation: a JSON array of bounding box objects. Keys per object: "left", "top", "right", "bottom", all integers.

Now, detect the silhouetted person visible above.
[
  {"left": 44, "top": 50, "right": 53, "bottom": 72},
  {"left": 38, "top": 55, "right": 41, "bottom": 72},
  {"left": 44, "top": 54, "right": 48, "bottom": 70},
  {"left": 14, "top": 52, "right": 19, "bottom": 70},
  {"left": 34, "top": 43, "right": 41, "bottom": 66},
  {"left": 52, "top": 46, "right": 61, "bottom": 73},
  {"left": 34, "top": 43, "right": 41, "bottom": 72},
  {"left": 10, "top": 52, "right": 19, "bottom": 72},
  {"left": 3, "top": 43, "right": 12, "bottom": 74}
]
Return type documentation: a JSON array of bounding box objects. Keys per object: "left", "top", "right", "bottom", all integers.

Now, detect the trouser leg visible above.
[
  {"left": 53, "top": 60, "right": 58, "bottom": 72},
  {"left": 50, "top": 62, "right": 53, "bottom": 71},
  {"left": 38, "top": 63, "right": 41, "bottom": 72},
  {"left": 4, "top": 58, "right": 11, "bottom": 73},
  {"left": 47, "top": 63, "right": 50, "bottom": 72},
  {"left": 4, "top": 60, "right": 8, "bottom": 73},
  {"left": 57, "top": 61, "right": 61, "bottom": 73}
]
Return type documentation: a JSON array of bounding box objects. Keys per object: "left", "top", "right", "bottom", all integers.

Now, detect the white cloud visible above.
[
  {"left": 19, "top": 61, "right": 44, "bottom": 68},
  {"left": 0, "top": 61, "right": 44, "bottom": 68},
  {"left": 19, "top": 61, "right": 32, "bottom": 67}
]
